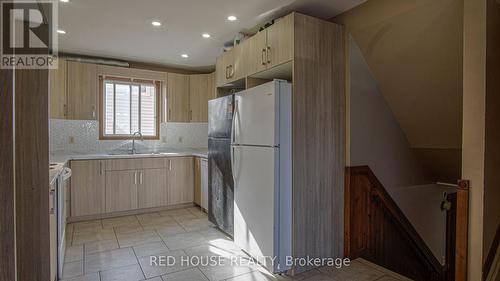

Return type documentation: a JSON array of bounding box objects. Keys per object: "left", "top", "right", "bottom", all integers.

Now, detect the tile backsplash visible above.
[{"left": 49, "top": 119, "right": 208, "bottom": 153}]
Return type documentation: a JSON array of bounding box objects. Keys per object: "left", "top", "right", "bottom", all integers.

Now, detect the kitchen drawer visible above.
[{"left": 105, "top": 158, "right": 167, "bottom": 171}]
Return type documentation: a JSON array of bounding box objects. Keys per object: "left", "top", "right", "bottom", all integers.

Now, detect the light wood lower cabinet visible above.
[
  {"left": 70, "top": 160, "right": 105, "bottom": 217},
  {"left": 70, "top": 157, "right": 195, "bottom": 218},
  {"left": 138, "top": 168, "right": 168, "bottom": 208},
  {"left": 193, "top": 158, "right": 201, "bottom": 206},
  {"left": 167, "top": 157, "right": 194, "bottom": 205},
  {"left": 105, "top": 170, "right": 138, "bottom": 213}
]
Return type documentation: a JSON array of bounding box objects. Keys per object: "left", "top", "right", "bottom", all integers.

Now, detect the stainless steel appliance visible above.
[{"left": 208, "top": 95, "right": 235, "bottom": 237}]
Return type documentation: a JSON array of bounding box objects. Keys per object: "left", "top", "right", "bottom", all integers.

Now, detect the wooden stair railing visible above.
[{"left": 344, "top": 166, "right": 465, "bottom": 281}]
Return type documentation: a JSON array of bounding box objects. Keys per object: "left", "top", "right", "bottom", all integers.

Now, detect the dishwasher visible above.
[{"left": 57, "top": 167, "right": 72, "bottom": 278}]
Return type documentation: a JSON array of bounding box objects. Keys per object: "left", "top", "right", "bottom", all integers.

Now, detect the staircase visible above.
[{"left": 344, "top": 166, "right": 469, "bottom": 281}]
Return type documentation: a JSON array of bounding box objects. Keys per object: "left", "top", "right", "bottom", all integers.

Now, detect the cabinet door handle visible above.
[
  {"left": 139, "top": 172, "right": 143, "bottom": 184},
  {"left": 225, "top": 65, "right": 229, "bottom": 79},
  {"left": 190, "top": 110, "right": 193, "bottom": 121},
  {"left": 99, "top": 161, "right": 103, "bottom": 175},
  {"left": 261, "top": 49, "right": 267, "bottom": 66},
  {"left": 63, "top": 104, "right": 67, "bottom": 117},
  {"left": 91, "top": 106, "right": 96, "bottom": 119},
  {"left": 168, "top": 109, "right": 171, "bottom": 120},
  {"left": 169, "top": 159, "right": 172, "bottom": 171},
  {"left": 134, "top": 171, "right": 137, "bottom": 185},
  {"left": 267, "top": 46, "right": 271, "bottom": 64}
]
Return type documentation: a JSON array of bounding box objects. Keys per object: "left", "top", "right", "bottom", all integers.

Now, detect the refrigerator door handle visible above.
[
  {"left": 231, "top": 99, "right": 238, "bottom": 144},
  {"left": 231, "top": 146, "right": 236, "bottom": 183}
]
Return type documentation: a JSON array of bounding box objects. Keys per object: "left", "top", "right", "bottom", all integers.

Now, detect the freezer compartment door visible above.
[
  {"left": 233, "top": 145, "right": 286, "bottom": 272},
  {"left": 208, "top": 138, "right": 234, "bottom": 236},
  {"left": 209, "top": 95, "right": 234, "bottom": 139},
  {"left": 233, "top": 82, "right": 278, "bottom": 146}
]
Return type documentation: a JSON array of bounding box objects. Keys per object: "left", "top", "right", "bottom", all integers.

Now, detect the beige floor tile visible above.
[
  {"left": 184, "top": 242, "right": 245, "bottom": 260},
  {"left": 137, "top": 212, "right": 161, "bottom": 221},
  {"left": 319, "top": 259, "right": 385, "bottom": 281},
  {"left": 140, "top": 215, "right": 177, "bottom": 228},
  {"left": 133, "top": 241, "right": 169, "bottom": 257},
  {"left": 85, "top": 239, "right": 120, "bottom": 255},
  {"left": 356, "top": 259, "right": 412, "bottom": 281},
  {"left": 162, "top": 231, "right": 208, "bottom": 250},
  {"left": 178, "top": 218, "right": 215, "bottom": 232},
  {"left": 73, "top": 228, "right": 116, "bottom": 245},
  {"left": 102, "top": 215, "right": 141, "bottom": 229},
  {"left": 60, "top": 272, "right": 100, "bottom": 281},
  {"left": 141, "top": 277, "right": 162, "bottom": 281},
  {"left": 187, "top": 208, "right": 209, "bottom": 219},
  {"left": 158, "top": 208, "right": 193, "bottom": 217},
  {"left": 85, "top": 247, "right": 138, "bottom": 273},
  {"left": 65, "top": 245, "right": 84, "bottom": 262},
  {"left": 138, "top": 249, "right": 193, "bottom": 278},
  {"left": 62, "top": 260, "right": 84, "bottom": 279},
  {"left": 72, "top": 220, "right": 103, "bottom": 233},
  {"left": 155, "top": 223, "right": 187, "bottom": 238},
  {"left": 161, "top": 267, "right": 209, "bottom": 281},
  {"left": 225, "top": 270, "right": 285, "bottom": 281},
  {"left": 172, "top": 213, "right": 198, "bottom": 222},
  {"left": 198, "top": 259, "right": 255, "bottom": 281},
  {"left": 117, "top": 230, "right": 162, "bottom": 248},
  {"left": 100, "top": 264, "right": 145, "bottom": 281},
  {"left": 114, "top": 224, "right": 145, "bottom": 235},
  {"left": 198, "top": 228, "right": 231, "bottom": 241}
]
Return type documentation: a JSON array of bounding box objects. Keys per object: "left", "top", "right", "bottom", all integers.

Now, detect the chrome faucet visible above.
[{"left": 131, "top": 131, "right": 143, "bottom": 154}]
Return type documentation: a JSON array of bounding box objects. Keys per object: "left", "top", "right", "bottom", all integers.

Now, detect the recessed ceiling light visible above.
[
  {"left": 181, "top": 54, "right": 189, "bottom": 58},
  {"left": 227, "top": 15, "right": 237, "bottom": 21},
  {"left": 60, "top": 0, "right": 69, "bottom": 2},
  {"left": 202, "top": 33, "right": 211, "bottom": 38},
  {"left": 151, "top": 21, "right": 162, "bottom": 27},
  {"left": 57, "top": 29, "right": 66, "bottom": 34}
]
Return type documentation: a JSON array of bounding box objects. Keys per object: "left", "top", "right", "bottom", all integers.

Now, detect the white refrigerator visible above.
[{"left": 231, "top": 80, "right": 292, "bottom": 273}]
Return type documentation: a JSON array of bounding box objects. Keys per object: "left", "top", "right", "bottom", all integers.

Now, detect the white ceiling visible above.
[{"left": 56, "top": 0, "right": 365, "bottom": 70}]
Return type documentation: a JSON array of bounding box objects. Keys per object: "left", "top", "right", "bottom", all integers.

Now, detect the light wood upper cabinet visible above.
[
  {"left": 167, "top": 73, "right": 190, "bottom": 122},
  {"left": 49, "top": 59, "right": 67, "bottom": 119},
  {"left": 189, "top": 74, "right": 212, "bottom": 122},
  {"left": 266, "top": 13, "right": 294, "bottom": 68},
  {"left": 70, "top": 160, "right": 105, "bottom": 217},
  {"left": 67, "top": 61, "right": 98, "bottom": 120},
  {"left": 167, "top": 157, "right": 194, "bottom": 205},
  {"left": 105, "top": 170, "right": 138, "bottom": 213},
  {"left": 241, "top": 30, "right": 268, "bottom": 75},
  {"left": 138, "top": 168, "right": 168, "bottom": 208},
  {"left": 215, "top": 48, "right": 234, "bottom": 87},
  {"left": 215, "top": 12, "right": 295, "bottom": 84}
]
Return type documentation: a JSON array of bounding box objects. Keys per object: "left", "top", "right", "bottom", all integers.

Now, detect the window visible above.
[{"left": 99, "top": 77, "right": 160, "bottom": 139}]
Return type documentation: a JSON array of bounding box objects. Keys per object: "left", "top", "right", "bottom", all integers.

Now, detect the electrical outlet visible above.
[
  {"left": 161, "top": 136, "right": 167, "bottom": 143},
  {"left": 178, "top": 136, "right": 183, "bottom": 143},
  {"left": 69, "top": 136, "right": 75, "bottom": 144}
]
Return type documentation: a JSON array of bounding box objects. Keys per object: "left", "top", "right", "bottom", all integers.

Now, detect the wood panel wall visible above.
[
  {"left": 15, "top": 69, "right": 50, "bottom": 281},
  {"left": 345, "top": 166, "right": 446, "bottom": 281},
  {"left": 291, "top": 13, "right": 345, "bottom": 273},
  {"left": 0, "top": 69, "right": 15, "bottom": 281}
]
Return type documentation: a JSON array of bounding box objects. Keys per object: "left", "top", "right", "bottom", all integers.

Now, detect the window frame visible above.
[{"left": 98, "top": 75, "right": 161, "bottom": 140}]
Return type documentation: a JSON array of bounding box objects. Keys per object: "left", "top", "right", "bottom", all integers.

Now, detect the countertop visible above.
[{"left": 49, "top": 148, "right": 208, "bottom": 185}]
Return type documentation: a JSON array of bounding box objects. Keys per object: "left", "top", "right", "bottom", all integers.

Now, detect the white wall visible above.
[
  {"left": 49, "top": 119, "right": 208, "bottom": 153},
  {"left": 349, "top": 37, "right": 449, "bottom": 263}
]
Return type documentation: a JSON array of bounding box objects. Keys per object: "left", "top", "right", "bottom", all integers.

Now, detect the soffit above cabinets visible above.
[{"left": 57, "top": 0, "right": 366, "bottom": 71}]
